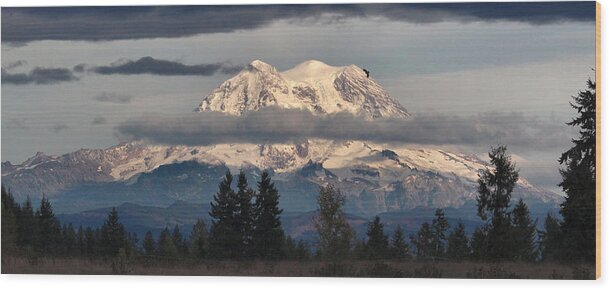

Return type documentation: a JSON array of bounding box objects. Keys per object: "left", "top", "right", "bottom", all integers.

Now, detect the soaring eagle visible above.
[{"left": 363, "top": 69, "right": 370, "bottom": 78}]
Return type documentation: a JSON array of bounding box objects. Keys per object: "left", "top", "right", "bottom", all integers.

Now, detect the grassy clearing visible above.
[{"left": 0, "top": 256, "right": 595, "bottom": 279}]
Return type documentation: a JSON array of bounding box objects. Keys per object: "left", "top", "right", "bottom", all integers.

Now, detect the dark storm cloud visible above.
[
  {"left": 1, "top": 67, "right": 78, "bottom": 85},
  {"left": 2, "top": 3, "right": 595, "bottom": 43},
  {"left": 94, "top": 92, "right": 134, "bottom": 104},
  {"left": 116, "top": 107, "right": 574, "bottom": 150},
  {"left": 92, "top": 57, "right": 243, "bottom": 76}
]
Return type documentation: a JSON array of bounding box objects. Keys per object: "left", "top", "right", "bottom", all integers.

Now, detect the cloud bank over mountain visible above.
[{"left": 116, "top": 107, "right": 573, "bottom": 151}]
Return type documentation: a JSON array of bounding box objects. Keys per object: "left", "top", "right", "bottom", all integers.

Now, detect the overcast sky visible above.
[{"left": 1, "top": 3, "right": 596, "bottom": 193}]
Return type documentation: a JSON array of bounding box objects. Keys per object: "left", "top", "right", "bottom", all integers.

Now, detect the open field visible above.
[{"left": 1, "top": 256, "right": 595, "bottom": 279}]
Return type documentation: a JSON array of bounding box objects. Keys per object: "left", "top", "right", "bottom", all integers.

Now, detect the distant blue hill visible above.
[{"left": 57, "top": 200, "right": 558, "bottom": 246}]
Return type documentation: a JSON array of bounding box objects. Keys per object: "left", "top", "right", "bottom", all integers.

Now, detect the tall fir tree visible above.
[
  {"left": 18, "top": 196, "right": 36, "bottom": 249},
  {"left": 476, "top": 145, "right": 519, "bottom": 260},
  {"left": 124, "top": 232, "right": 139, "bottom": 257},
  {"left": 353, "top": 238, "right": 367, "bottom": 260},
  {"left": 470, "top": 225, "right": 489, "bottom": 260},
  {"left": 510, "top": 199, "right": 538, "bottom": 262},
  {"left": 171, "top": 225, "right": 187, "bottom": 256},
  {"left": 390, "top": 225, "right": 410, "bottom": 260},
  {"left": 431, "top": 208, "right": 449, "bottom": 259},
  {"left": 410, "top": 222, "right": 434, "bottom": 259},
  {"left": 558, "top": 79, "right": 596, "bottom": 263},
  {"left": 209, "top": 170, "right": 240, "bottom": 259},
  {"left": 77, "top": 226, "right": 86, "bottom": 257},
  {"left": 252, "top": 171, "right": 285, "bottom": 260},
  {"left": 84, "top": 227, "right": 98, "bottom": 258},
  {"left": 61, "top": 223, "right": 77, "bottom": 256},
  {"left": 283, "top": 235, "right": 310, "bottom": 261},
  {"left": 295, "top": 239, "right": 311, "bottom": 260},
  {"left": 364, "top": 216, "right": 389, "bottom": 259},
  {"left": 314, "top": 184, "right": 354, "bottom": 260},
  {"left": 236, "top": 170, "right": 255, "bottom": 258},
  {"left": 189, "top": 219, "right": 209, "bottom": 260},
  {"left": 143, "top": 230, "right": 156, "bottom": 256},
  {"left": 284, "top": 235, "right": 297, "bottom": 260},
  {"left": 539, "top": 213, "right": 562, "bottom": 262},
  {"left": 35, "top": 195, "right": 62, "bottom": 254},
  {"left": 99, "top": 207, "right": 126, "bottom": 257},
  {"left": 446, "top": 222, "right": 470, "bottom": 260},
  {"left": 1, "top": 187, "right": 19, "bottom": 255},
  {"left": 158, "top": 227, "right": 178, "bottom": 258}
]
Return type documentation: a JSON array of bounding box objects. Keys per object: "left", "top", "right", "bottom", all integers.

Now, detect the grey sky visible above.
[{"left": 1, "top": 4, "right": 596, "bottom": 193}]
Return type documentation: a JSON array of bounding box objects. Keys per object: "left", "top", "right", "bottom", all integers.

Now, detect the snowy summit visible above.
[{"left": 197, "top": 60, "right": 410, "bottom": 119}]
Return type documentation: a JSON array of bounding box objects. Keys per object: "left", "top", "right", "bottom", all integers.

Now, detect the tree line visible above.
[
  {"left": 1, "top": 79, "right": 596, "bottom": 265},
  {"left": 311, "top": 79, "right": 596, "bottom": 264},
  {"left": 1, "top": 191, "right": 138, "bottom": 260},
  {"left": 1, "top": 171, "right": 311, "bottom": 262}
]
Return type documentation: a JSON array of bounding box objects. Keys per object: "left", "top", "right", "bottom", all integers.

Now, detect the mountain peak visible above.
[
  {"left": 282, "top": 60, "right": 345, "bottom": 82},
  {"left": 248, "top": 59, "right": 275, "bottom": 71},
  {"left": 293, "top": 59, "right": 336, "bottom": 70},
  {"left": 197, "top": 59, "right": 410, "bottom": 119}
]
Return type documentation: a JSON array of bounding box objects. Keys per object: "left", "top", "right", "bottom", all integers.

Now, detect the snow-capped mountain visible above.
[
  {"left": 197, "top": 60, "right": 410, "bottom": 119},
  {"left": 1, "top": 60, "right": 561, "bottom": 215}
]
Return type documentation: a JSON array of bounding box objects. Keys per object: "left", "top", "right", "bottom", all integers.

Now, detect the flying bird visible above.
[{"left": 363, "top": 69, "right": 370, "bottom": 78}]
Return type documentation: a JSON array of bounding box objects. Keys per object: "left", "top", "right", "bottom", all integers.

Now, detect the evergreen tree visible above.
[
  {"left": 17, "top": 196, "right": 36, "bottom": 249},
  {"left": 99, "top": 207, "right": 126, "bottom": 257},
  {"left": 84, "top": 227, "right": 97, "bottom": 258},
  {"left": 35, "top": 195, "right": 62, "bottom": 254},
  {"left": 171, "top": 225, "right": 187, "bottom": 256},
  {"left": 295, "top": 240, "right": 311, "bottom": 260},
  {"left": 252, "top": 171, "right": 285, "bottom": 260},
  {"left": 486, "top": 210, "right": 513, "bottom": 260},
  {"left": 61, "top": 223, "right": 77, "bottom": 256},
  {"left": 189, "top": 219, "right": 209, "bottom": 260},
  {"left": 353, "top": 238, "right": 367, "bottom": 260},
  {"left": 157, "top": 227, "right": 178, "bottom": 258},
  {"left": 477, "top": 146, "right": 520, "bottom": 220},
  {"left": 236, "top": 170, "right": 255, "bottom": 258},
  {"left": 511, "top": 199, "right": 538, "bottom": 262},
  {"left": 125, "top": 232, "right": 139, "bottom": 257},
  {"left": 314, "top": 184, "right": 354, "bottom": 260},
  {"left": 476, "top": 145, "right": 519, "bottom": 260},
  {"left": 364, "top": 215, "right": 389, "bottom": 259},
  {"left": 284, "top": 235, "right": 297, "bottom": 259},
  {"left": 470, "top": 225, "right": 489, "bottom": 260},
  {"left": 558, "top": 79, "right": 596, "bottom": 263},
  {"left": 431, "top": 208, "right": 449, "bottom": 258},
  {"left": 77, "top": 226, "right": 85, "bottom": 257},
  {"left": 284, "top": 235, "right": 311, "bottom": 260},
  {"left": 143, "top": 230, "right": 156, "bottom": 256},
  {"left": 1, "top": 187, "right": 19, "bottom": 255},
  {"left": 446, "top": 222, "right": 470, "bottom": 260},
  {"left": 410, "top": 222, "right": 434, "bottom": 259},
  {"left": 390, "top": 225, "right": 410, "bottom": 260},
  {"left": 1, "top": 186, "right": 18, "bottom": 211},
  {"left": 208, "top": 170, "right": 240, "bottom": 259},
  {"left": 539, "top": 213, "right": 562, "bottom": 262}
]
